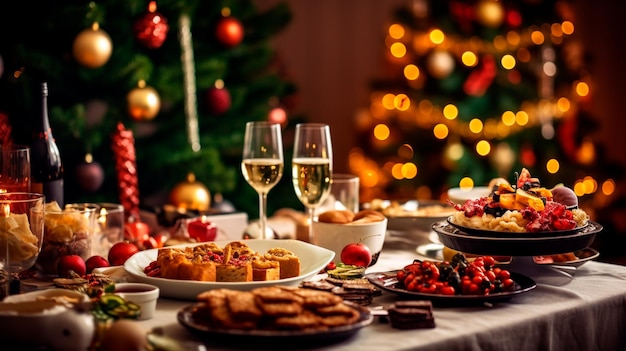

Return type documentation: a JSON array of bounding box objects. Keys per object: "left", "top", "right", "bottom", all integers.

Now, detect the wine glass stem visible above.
[
  {"left": 259, "top": 192, "right": 269, "bottom": 239},
  {"left": 307, "top": 207, "right": 315, "bottom": 243}
]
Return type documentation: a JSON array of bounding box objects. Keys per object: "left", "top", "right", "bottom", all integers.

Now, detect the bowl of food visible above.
[
  {"left": 366, "top": 199, "right": 456, "bottom": 233},
  {"left": 312, "top": 209, "right": 387, "bottom": 266}
]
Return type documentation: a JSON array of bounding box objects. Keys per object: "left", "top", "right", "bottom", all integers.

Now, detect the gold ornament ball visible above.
[
  {"left": 127, "top": 84, "right": 161, "bottom": 120},
  {"left": 73, "top": 25, "right": 113, "bottom": 68},
  {"left": 169, "top": 173, "right": 211, "bottom": 212},
  {"left": 476, "top": 0, "right": 505, "bottom": 28}
]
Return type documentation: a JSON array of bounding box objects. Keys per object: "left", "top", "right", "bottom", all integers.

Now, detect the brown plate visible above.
[
  {"left": 432, "top": 220, "right": 602, "bottom": 257},
  {"left": 177, "top": 301, "right": 373, "bottom": 348},
  {"left": 365, "top": 271, "right": 536, "bottom": 306}
]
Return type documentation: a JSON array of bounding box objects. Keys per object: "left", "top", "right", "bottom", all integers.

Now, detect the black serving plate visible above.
[
  {"left": 432, "top": 220, "right": 602, "bottom": 257},
  {"left": 177, "top": 301, "right": 373, "bottom": 349},
  {"left": 365, "top": 271, "right": 536, "bottom": 306},
  {"left": 447, "top": 216, "right": 589, "bottom": 238}
]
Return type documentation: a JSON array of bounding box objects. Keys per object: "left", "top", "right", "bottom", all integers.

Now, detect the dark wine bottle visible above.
[{"left": 30, "top": 82, "right": 64, "bottom": 206}]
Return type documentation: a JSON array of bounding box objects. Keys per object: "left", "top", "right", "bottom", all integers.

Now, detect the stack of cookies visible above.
[
  {"left": 387, "top": 300, "right": 435, "bottom": 329},
  {"left": 192, "top": 286, "right": 363, "bottom": 331}
]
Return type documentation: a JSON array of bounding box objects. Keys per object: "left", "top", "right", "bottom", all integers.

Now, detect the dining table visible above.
[{"left": 131, "top": 227, "right": 626, "bottom": 351}]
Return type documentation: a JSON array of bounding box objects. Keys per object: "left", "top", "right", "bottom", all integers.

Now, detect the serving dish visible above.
[
  {"left": 124, "top": 239, "right": 335, "bottom": 300},
  {"left": 447, "top": 216, "right": 589, "bottom": 238},
  {"left": 365, "top": 271, "right": 536, "bottom": 305},
  {"left": 432, "top": 220, "right": 602, "bottom": 257},
  {"left": 177, "top": 301, "right": 372, "bottom": 347},
  {"left": 370, "top": 200, "right": 456, "bottom": 232},
  {"left": 533, "top": 247, "right": 599, "bottom": 268}
]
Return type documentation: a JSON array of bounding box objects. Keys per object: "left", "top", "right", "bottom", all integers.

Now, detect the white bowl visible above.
[
  {"left": 114, "top": 282, "right": 159, "bottom": 320},
  {"left": 312, "top": 217, "right": 387, "bottom": 266},
  {"left": 447, "top": 186, "right": 492, "bottom": 204}
]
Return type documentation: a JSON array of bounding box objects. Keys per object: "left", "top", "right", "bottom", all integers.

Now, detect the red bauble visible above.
[
  {"left": 75, "top": 159, "right": 104, "bottom": 193},
  {"left": 215, "top": 16, "right": 244, "bottom": 48},
  {"left": 133, "top": 1, "right": 169, "bottom": 49},
  {"left": 206, "top": 86, "right": 231, "bottom": 115}
]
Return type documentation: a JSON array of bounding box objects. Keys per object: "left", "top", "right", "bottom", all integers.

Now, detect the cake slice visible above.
[
  {"left": 251, "top": 257, "right": 281, "bottom": 281},
  {"left": 264, "top": 248, "right": 300, "bottom": 279}
]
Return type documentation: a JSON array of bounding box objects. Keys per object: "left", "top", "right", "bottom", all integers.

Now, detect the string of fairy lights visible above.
[{"left": 349, "top": 0, "right": 615, "bottom": 203}]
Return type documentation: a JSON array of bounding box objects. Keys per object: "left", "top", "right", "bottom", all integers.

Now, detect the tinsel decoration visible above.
[
  {"left": 111, "top": 122, "right": 141, "bottom": 220},
  {"left": 0, "top": 112, "right": 13, "bottom": 145},
  {"left": 463, "top": 55, "right": 496, "bottom": 96},
  {"left": 178, "top": 13, "right": 201, "bottom": 152},
  {"left": 133, "top": 1, "right": 169, "bottom": 49}
]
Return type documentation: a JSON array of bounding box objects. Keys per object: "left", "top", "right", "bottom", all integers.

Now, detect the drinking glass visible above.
[
  {"left": 292, "top": 123, "right": 333, "bottom": 243},
  {"left": 0, "top": 192, "right": 45, "bottom": 293},
  {"left": 0, "top": 144, "right": 31, "bottom": 193},
  {"left": 241, "top": 121, "right": 284, "bottom": 239}
]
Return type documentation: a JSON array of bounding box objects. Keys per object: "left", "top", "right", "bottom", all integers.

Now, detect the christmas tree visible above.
[
  {"left": 0, "top": 0, "right": 303, "bottom": 218},
  {"left": 352, "top": 0, "right": 623, "bottom": 207}
]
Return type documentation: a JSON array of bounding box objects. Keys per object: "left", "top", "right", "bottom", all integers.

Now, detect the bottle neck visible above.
[{"left": 35, "top": 83, "right": 53, "bottom": 139}]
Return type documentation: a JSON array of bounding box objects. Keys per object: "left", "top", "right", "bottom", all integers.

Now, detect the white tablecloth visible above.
[{"left": 136, "top": 234, "right": 626, "bottom": 351}]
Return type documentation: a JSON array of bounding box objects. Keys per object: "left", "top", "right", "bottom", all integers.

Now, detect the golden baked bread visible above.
[
  {"left": 318, "top": 210, "right": 355, "bottom": 224},
  {"left": 352, "top": 209, "right": 385, "bottom": 223}
]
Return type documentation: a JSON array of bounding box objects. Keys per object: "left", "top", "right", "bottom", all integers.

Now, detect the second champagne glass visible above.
[
  {"left": 292, "top": 123, "right": 333, "bottom": 243},
  {"left": 241, "top": 121, "right": 284, "bottom": 239}
]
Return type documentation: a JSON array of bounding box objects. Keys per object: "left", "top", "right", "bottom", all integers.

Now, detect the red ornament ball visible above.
[
  {"left": 133, "top": 3, "right": 169, "bottom": 49},
  {"left": 215, "top": 16, "right": 244, "bottom": 48},
  {"left": 75, "top": 160, "right": 104, "bottom": 193},
  {"left": 206, "top": 86, "right": 231, "bottom": 115}
]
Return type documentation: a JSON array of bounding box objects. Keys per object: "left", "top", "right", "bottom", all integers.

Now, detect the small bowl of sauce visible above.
[{"left": 114, "top": 283, "right": 160, "bottom": 320}]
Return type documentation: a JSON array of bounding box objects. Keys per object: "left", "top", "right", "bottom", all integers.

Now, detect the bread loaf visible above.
[{"left": 318, "top": 210, "right": 355, "bottom": 224}]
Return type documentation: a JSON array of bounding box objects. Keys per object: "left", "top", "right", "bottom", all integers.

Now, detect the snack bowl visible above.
[
  {"left": 312, "top": 217, "right": 388, "bottom": 266},
  {"left": 113, "top": 282, "right": 160, "bottom": 320}
]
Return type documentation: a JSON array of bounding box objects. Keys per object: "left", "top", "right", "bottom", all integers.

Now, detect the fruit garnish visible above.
[{"left": 326, "top": 263, "right": 365, "bottom": 279}]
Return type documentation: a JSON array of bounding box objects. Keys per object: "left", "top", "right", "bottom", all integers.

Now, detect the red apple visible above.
[
  {"left": 341, "top": 242, "right": 372, "bottom": 267},
  {"left": 85, "top": 255, "right": 110, "bottom": 273},
  {"left": 57, "top": 255, "right": 87, "bottom": 277},
  {"left": 108, "top": 242, "right": 140, "bottom": 266}
]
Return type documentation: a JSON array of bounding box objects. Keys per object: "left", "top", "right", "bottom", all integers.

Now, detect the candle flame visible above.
[{"left": 2, "top": 203, "right": 10, "bottom": 217}]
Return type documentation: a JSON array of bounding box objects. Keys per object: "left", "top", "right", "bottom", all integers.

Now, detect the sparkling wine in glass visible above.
[
  {"left": 292, "top": 123, "right": 333, "bottom": 243},
  {"left": 241, "top": 122, "right": 284, "bottom": 239}
]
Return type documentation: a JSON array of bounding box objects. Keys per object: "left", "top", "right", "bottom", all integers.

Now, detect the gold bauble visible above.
[
  {"left": 73, "top": 23, "right": 113, "bottom": 68},
  {"left": 476, "top": 0, "right": 505, "bottom": 28},
  {"left": 169, "top": 173, "right": 211, "bottom": 212},
  {"left": 127, "top": 80, "right": 161, "bottom": 120}
]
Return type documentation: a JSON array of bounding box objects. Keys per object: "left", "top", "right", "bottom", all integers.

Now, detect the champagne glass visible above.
[
  {"left": 292, "top": 123, "right": 333, "bottom": 243},
  {"left": 241, "top": 121, "right": 284, "bottom": 240}
]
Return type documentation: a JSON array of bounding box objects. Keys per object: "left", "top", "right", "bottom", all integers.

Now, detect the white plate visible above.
[{"left": 123, "top": 239, "right": 335, "bottom": 300}]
